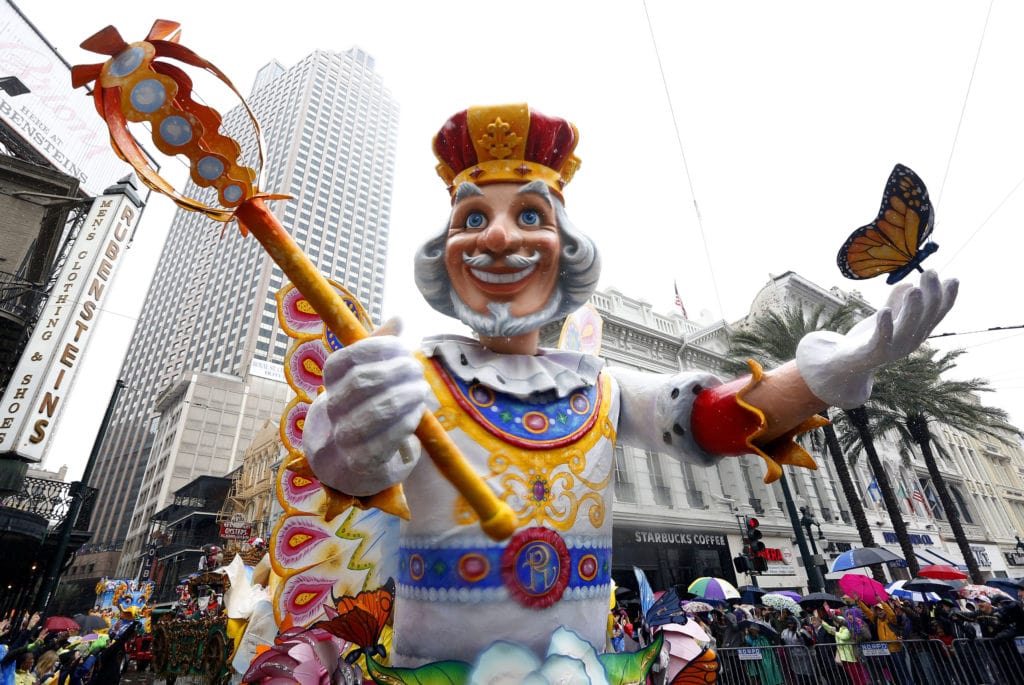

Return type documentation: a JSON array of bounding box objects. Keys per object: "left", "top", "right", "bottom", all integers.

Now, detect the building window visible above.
[
  {"left": 613, "top": 446, "right": 636, "bottom": 504},
  {"left": 646, "top": 451, "right": 672, "bottom": 507}
]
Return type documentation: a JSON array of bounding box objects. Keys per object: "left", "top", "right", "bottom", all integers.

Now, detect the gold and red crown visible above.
[{"left": 433, "top": 103, "right": 581, "bottom": 203}]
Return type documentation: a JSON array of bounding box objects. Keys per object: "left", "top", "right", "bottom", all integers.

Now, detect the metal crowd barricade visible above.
[{"left": 715, "top": 637, "right": 1024, "bottom": 684}]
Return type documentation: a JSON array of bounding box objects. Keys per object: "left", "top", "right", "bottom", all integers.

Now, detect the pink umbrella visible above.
[
  {"left": 661, "top": 621, "right": 712, "bottom": 677},
  {"left": 838, "top": 573, "right": 889, "bottom": 603}
]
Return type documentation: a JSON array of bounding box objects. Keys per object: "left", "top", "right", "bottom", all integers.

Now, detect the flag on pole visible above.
[
  {"left": 673, "top": 280, "right": 688, "bottom": 319},
  {"left": 866, "top": 477, "right": 881, "bottom": 503},
  {"left": 633, "top": 566, "right": 656, "bottom": 617},
  {"left": 898, "top": 481, "right": 914, "bottom": 513},
  {"left": 913, "top": 487, "right": 931, "bottom": 517}
]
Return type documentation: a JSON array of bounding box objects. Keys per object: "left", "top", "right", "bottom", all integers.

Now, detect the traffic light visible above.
[
  {"left": 733, "top": 555, "right": 750, "bottom": 573},
  {"left": 751, "top": 555, "right": 769, "bottom": 573},
  {"left": 745, "top": 517, "right": 765, "bottom": 553}
]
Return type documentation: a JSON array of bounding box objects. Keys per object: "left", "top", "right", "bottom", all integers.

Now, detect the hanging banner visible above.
[{"left": 0, "top": 187, "right": 141, "bottom": 461}]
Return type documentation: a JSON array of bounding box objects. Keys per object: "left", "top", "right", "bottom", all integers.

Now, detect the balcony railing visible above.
[
  {"left": 0, "top": 476, "right": 97, "bottom": 530},
  {"left": 0, "top": 270, "right": 46, "bottom": 323}
]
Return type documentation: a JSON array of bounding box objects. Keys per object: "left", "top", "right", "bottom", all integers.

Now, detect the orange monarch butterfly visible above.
[
  {"left": 670, "top": 647, "right": 719, "bottom": 684},
  {"left": 837, "top": 164, "right": 938, "bottom": 284},
  {"left": 310, "top": 578, "right": 394, "bottom": 661}
]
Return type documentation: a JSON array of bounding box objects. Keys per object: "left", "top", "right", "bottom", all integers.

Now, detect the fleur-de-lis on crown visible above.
[{"left": 480, "top": 117, "right": 520, "bottom": 160}]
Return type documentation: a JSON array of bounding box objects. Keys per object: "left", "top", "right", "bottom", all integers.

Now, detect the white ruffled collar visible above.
[{"left": 421, "top": 334, "right": 603, "bottom": 400}]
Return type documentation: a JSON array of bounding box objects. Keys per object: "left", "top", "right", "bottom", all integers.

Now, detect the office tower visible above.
[{"left": 80, "top": 48, "right": 398, "bottom": 575}]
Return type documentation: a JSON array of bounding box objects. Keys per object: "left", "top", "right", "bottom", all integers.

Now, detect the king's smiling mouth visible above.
[{"left": 469, "top": 264, "right": 537, "bottom": 284}]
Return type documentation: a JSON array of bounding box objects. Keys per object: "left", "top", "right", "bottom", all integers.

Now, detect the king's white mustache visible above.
[{"left": 462, "top": 251, "right": 541, "bottom": 268}]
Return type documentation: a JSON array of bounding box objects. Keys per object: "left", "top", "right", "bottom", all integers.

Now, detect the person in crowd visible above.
[
  {"left": 853, "top": 593, "right": 912, "bottom": 685},
  {"left": 816, "top": 611, "right": 869, "bottom": 685},
  {"left": 609, "top": 613, "right": 625, "bottom": 653},
  {"left": 780, "top": 615, "right": 814, "bottom": 685},
  {"left": 13, "top": 652, "right": 37, "bottom": 685},
  {"left": 995, "top": 595, "right": 1024, "bottom": 639},
  {"left": 31, "top": 651, "right": 58, "bottom": 685},
  {"left": 743, "top": 623, "right": 783, "bottom": 685}
]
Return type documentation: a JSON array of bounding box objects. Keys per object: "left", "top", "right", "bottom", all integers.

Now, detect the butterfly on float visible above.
[
  {"left": 310, "top": 578, "right": 395, "bottom": 663},
  {"left": 837, "top": 163, "right": 938, "bottom": 285}
]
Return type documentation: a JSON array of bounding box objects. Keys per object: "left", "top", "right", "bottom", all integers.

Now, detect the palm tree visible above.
[
  {"left": 724, "top": 303, "right": 887, "bottom": 583},
  {"left": 841, "top": 405, "right": 922, "bottom": 578},
  {"left": 867, "top": 347, "right": 1021, "bottom": 584}
]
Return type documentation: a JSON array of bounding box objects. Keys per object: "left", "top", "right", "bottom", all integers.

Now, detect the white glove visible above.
[
  {"left": 795, "top": 270, "right": 958, "bottom": 408},
  {"left": 303, "top": 326, "right": 429, "bottom": 496}
]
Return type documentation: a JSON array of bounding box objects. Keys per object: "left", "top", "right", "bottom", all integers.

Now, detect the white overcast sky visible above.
[{"left": 27, "top": 0, "right": 1024, "bottom": 479}]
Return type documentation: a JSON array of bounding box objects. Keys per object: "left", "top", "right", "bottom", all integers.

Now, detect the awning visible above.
[
  {"left": 882, "top": 546, "right": 967, "bottom": 572},
  {"left": 916, "top": 547, "right": 968, "bottom": 571}
]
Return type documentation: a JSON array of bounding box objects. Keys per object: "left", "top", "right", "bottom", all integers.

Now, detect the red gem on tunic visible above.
[
  {"left": 523, "top": 411, "right": 549, "bottom": 434},
  {"left": 458, "top": 553, "right": 490, "bottom": 583},
  {"left": 578, "top": 554, "right": 598, "bottom": 582}
]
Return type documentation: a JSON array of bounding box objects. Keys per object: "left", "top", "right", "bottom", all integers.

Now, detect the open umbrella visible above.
[
  {"left": 662, "top": 620, "right": 712, "bottom": 673},
  {"left": 798, "top": 591, "right": 844, "bottom": 610},
  {"left": 773, "top": 590, "right": 802, "bottom": 602},
  {"left": 43, "top": 616, "right": 79, "bottom": 632},
  {"left": 646, "top": 586, "right": 688, "bottom": 627},
  {"left": 72, "top": 614, "right": 108, "bottom": 632},
  {"left": 887, "top": 580, "right": 939, "bottom": 603},
  {"left": 985, "top": 578, "right": 1024, "bottom": 594},
  {"left": 761, "top": 592, "right": 803, "bottom": 615},
  {"left": 681, "top": 600, "right": 716, "bottom": 614},
  {"left": 830, "top": 547, "right": 903, "bottom": 572},
  {"left": 739, "top": 618, "right": 780, "bottom": 640},
  {"left": 687, "top": 577, "right": 740, "bottom": 602},
  {"left": 983, "top": 577, "right": 1024, "bottom": 593},
  {"left": 918, "top": 564, "right": 968, "bottom": 580},
  {"left": 838, "top": 573, "right": 889, "bottom": 603},
  {"left": 959, "top": 584, "right": 1011, "bottom": 601},
  {"left": 737, "top": 585, "right": 766, "bottom": 604},
  {"left": 903, "top": 577, "right": 958, "bottom": 595}
]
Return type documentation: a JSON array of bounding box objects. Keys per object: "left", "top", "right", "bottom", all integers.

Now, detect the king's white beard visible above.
[{"left": 450, "top": 287, "right": 564, "bottom": 339}]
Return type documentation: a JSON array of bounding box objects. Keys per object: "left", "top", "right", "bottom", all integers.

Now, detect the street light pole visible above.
[
  {"left": 778, "top": 472, "right": 824, "bottom": 592},
  {"left": 800, "top": 506, "right": 829, "bottom": 584},
  {"left": 35, "top": 379, "right": 125, "bottom": 613}
]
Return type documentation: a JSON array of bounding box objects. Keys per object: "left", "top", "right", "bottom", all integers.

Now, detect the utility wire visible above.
[
  {"left": 929, "top": 324, "right": 1024, "bottom": 339},
  {"left": 641, "top": 0, "right": 725, "bottom": 320},
  {"left": 935, "top": 0, "right": 994, "bottom": 211}
]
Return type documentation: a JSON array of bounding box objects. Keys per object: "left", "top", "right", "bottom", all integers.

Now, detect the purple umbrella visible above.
[{"left": 774, "top": 590, "right": 802, "bottom": 602}]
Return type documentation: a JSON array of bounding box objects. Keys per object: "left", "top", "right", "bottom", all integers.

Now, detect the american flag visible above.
[
  {"left": 674, "top": 280, "right": 688, "bottom": 319},
  {"left": 913, "top": 488, "right": 932, "bottom": 516}
]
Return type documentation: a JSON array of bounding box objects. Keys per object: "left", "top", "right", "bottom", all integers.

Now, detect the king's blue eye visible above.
[
  {"left": 466, "top": 212, "right": 486, "bottom": 229},
  {"left": 520, "top": 209, "right": 540, "bottom": 226}
]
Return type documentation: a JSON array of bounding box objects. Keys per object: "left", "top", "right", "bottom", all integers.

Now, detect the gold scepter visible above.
[{"left": 70, "top": 20, "right": 517, "bottom": 541}]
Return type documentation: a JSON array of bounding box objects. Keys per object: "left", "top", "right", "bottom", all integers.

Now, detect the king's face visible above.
[{"left": 445, "top": 182, "right": 561, "bottom": 319}]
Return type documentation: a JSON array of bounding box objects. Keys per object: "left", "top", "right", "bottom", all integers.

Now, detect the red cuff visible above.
[{"left": 691, "top": 360, "right": 825, "bottom": 483}]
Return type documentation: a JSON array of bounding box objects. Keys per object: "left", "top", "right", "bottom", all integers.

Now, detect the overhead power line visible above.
[{"left": 928, "top": 324, "right": 1024, "bottom": 339}]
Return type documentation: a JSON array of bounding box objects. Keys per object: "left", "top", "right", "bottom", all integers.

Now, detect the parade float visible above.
[
  {"left": 71, "top": 17, "right": 955, "bottom": 685},
  {"left": 94, "top": 578, "right": 155, "bottom": 671}
]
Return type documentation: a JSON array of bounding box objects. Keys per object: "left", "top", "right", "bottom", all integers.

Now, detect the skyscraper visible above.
[{"left": 81, "top": 47, "right": 399, "bottom": 575}]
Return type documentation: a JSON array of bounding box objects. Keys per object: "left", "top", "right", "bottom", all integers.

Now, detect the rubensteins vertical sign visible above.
[{"left": 0, "top": 183, "right": 142, "bottom": 461}]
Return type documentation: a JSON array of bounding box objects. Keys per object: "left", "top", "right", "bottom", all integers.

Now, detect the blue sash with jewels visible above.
[{"left": 428, "top": 357, "right": 603, "bottom": 450}]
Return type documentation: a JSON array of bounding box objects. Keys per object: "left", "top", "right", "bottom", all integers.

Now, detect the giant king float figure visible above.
[{"left": 302, "top": 103, "right": 957, "bottom": 666}]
